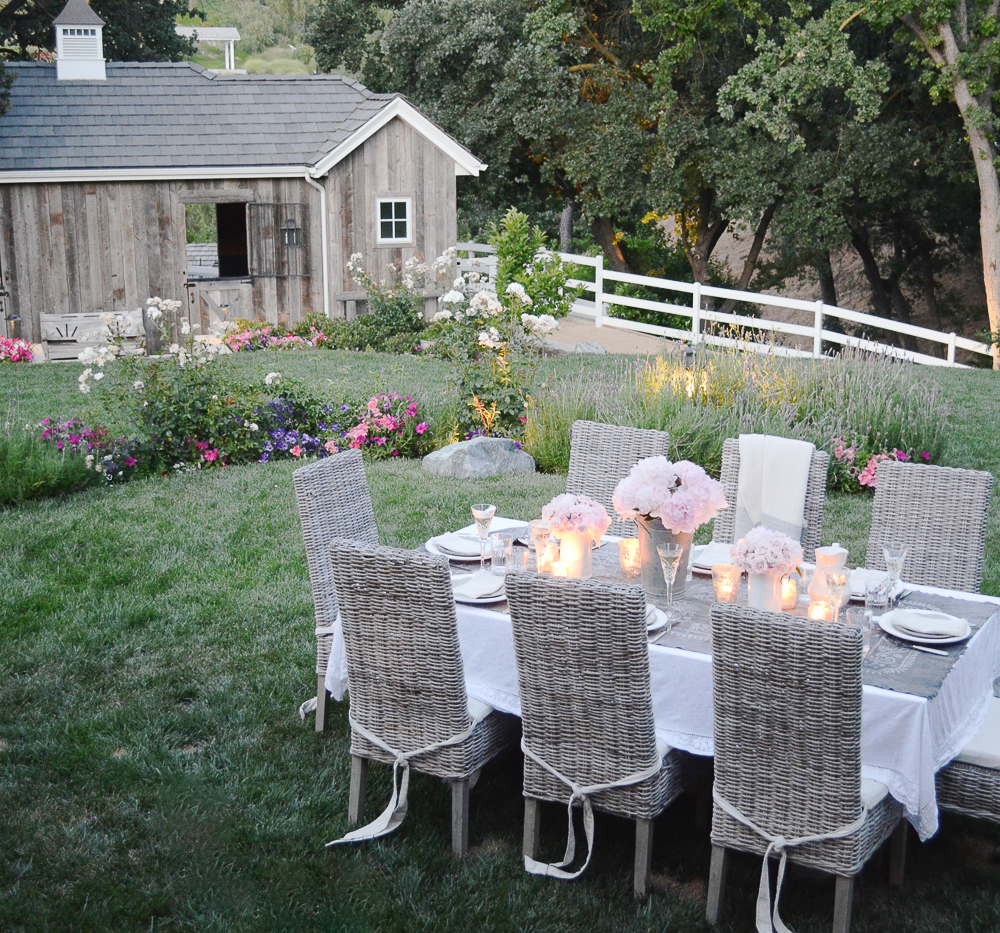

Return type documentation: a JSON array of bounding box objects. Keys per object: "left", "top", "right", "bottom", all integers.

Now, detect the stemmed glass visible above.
[
  {"left": 883, "top": 541, "right": 908, "bottom": 605},
  {"left": 826, "top": 570, "right": 850, "bottom": 625},
  {"left": 657, "top": 543, "right": 684, "bottom": 624},
  {"left": 470, "top": 503, "right": 497, "bottom": 573}
]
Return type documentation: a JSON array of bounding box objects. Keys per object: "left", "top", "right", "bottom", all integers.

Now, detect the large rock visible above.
[{"left": 422, "top": 436, "right": 536, "bottom": 479}]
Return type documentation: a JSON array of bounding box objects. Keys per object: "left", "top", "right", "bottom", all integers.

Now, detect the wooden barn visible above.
[{"left": 0, "top": 0, "right": 485, "bottom": 345}]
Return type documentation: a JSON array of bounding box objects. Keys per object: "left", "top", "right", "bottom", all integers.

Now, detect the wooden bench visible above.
[{"left": 39, "top": 311, "right": 142, "bottom": 361}]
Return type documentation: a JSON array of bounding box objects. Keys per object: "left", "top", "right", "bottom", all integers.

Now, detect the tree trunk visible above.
[
  {"left": 560, "top": 200, "right": 574, "bottom": 251},
  {"left": 817, "top": 250, "right": 838, "bottom": 307},
  {"left": 848, "top": 225, "right": 919, "bottom": 352},
  {"left": 590, "top": 217, "right": 631, "bottom": 273},
  {"left": 717, "top": 202, "right": 778, "bottom": 315}
]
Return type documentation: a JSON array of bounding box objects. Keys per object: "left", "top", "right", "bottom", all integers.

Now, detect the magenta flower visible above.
[
  {"left": 197, "top": 440, "right": 210, "bottom": 451},
  {"left": 921, "top": 451, "right": 930, "bottom": 462},
  {"left": 415, "top": 422, "right": 428, "bottom": 434},
  {"left": 125, "top": 457, "right": 136, "bottom": 467},
  {"left": 894, "top": 450, "right": 908, "bottom": 462},
  {"left": 204, "top": 449, "right": 218, "bottom": 462}
]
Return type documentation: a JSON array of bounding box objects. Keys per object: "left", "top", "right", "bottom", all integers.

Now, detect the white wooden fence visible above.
[{"left": 455, "top": 242, "right": 992, "bottom": 368}]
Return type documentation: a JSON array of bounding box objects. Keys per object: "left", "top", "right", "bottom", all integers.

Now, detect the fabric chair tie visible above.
[
  {"left": 521, "top": 738, "right": 663, "bottom": 880},
  {"left": 713, "top": 788, "right": 868, "bottom": 933},
  {"left": 326, "top": 709, "right": 479, "bottom": 847}
]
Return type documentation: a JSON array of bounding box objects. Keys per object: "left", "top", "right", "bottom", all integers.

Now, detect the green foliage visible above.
[
  {"left": 486, "top": 207, "right": 549, "bottom": 295},
  {"left": 185, "top": 203, "right": 217, "bottom": 244},
  {"left": 0, "top": 421, "right": 98, "bottom": 507}
]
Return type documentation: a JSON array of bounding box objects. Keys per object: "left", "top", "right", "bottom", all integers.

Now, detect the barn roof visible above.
[{"left": 0, "top": 62, "right": 486, "bottom": 181}]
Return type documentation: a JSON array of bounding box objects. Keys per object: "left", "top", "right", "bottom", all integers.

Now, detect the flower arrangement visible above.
[
  {"left": 612, "top": 456, "right": 727, "bottom": 534},
  {"left": 730, "top": 526, "right": 804, "bottom": 576},
  {"left": 541, "top": 493, "right": 612, "bottom": 537},
  {"left": 1, "top": 336, "right": 33, "bottom": 363}
]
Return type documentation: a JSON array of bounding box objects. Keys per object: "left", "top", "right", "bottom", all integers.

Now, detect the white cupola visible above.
[{"left": 54, "top": 0, "right": 106, "bottom": 81}]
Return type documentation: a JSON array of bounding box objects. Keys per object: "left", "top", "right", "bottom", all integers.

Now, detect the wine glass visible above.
[
  {"left": 882, "top": 541, "right": 908, "bottom": 605},
  {"left": 826, "top": 570, "right": 850, "bottom": 625},
  {"left": 470, "top": 503, "right": 496, "bottom": 572},
  {"left": 657, "top": 543, "right": 684, "bottom": 623}
]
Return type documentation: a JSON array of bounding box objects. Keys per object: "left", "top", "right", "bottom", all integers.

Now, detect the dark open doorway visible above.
[{"left": 217, "top": 202, "right": 249, "bottom": 278}]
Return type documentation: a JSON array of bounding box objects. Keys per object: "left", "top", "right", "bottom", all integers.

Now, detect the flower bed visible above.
[{"left": 1, "top": 337, "right": 33, "bottom": 363}]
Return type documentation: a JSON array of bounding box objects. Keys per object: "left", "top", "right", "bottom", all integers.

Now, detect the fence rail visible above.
[{"left": 455, "top": 242, "right": 991, "bottom": 368}]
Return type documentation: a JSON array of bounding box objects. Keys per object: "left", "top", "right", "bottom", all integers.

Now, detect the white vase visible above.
[
  {"left": 747, "top": 572, "right": 783, "bottom": 612},
  {"left": 557, "top": 530, "right": 592, "bottom": 578}
]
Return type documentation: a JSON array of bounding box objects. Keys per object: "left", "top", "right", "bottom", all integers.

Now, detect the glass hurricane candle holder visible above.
[
  {"left": 537, "top": 541, "right": 559, "bottom": 574},
  {"left": 618, "top": 539, "right": 641, "bottom": 578},
  {"left": 781, "top": 575, "right": 798, "bottom": 611},
  {"left": 808, "top": 601, "right": 832, "bottom": 621},
  {"left": 712, "top": 564, "right": 741, "bottom": 603},
  {"left": 551, "top": 560, "right": 569, "bottom": 577}
]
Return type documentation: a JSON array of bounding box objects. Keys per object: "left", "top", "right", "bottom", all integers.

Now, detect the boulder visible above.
[
  {"left": 575, "top": 340, "right": 610, "bottom": 354},
  {"left": 422, "top": 436, "right": 536, "bottom": 479}
]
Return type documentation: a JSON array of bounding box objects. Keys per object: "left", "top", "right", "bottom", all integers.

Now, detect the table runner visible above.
[{"left": 325, "top": 523, "right": 1000, "bottom": 840}]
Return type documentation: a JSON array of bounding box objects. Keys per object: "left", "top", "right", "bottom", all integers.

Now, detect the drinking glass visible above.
[
  {"left": 508, "top": 547, "right": 533, "bottom": 572},
  {"left": 864, "top": 578, "right": 889, "bottom": 619},
  {"left": 882, "top": 541, "right": 908, "bottom": 604},
  {"left": 825, "top": 570, "right": 849, "bottom": 625},
  {"left": 657, "top": 543, "right": 684, "bottom": 622},
  {"left": 489, "top": 532, "right": 514, "bottom": 574},
  {"left": 471, "top": 503, "right": 496, "bottom": 572},
  {"left": 846, "top": 606, "right": 873, "bottom": 658},
  {"left": 529, "top": 519, "right": 554, "bottom": 553}
]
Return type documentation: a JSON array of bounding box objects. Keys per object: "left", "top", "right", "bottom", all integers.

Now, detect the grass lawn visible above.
[{"left": 2, "top": 352, "right": 999, "bottom": 933}]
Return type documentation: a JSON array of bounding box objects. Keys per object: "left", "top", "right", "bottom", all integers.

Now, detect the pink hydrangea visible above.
[
  {"left": 730, "top": 526, "right": 803, "bottom": 575},
  {"left": 541, "top": 493, "right": 612, "bottom": 537},
  {"left": 612, "top": 456, "right": 727, "bottom": 534}
]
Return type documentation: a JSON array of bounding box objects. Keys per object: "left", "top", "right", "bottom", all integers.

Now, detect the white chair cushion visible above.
[
  {"left": 861, "top": 779, "right": 889, "bottom": 808},
  {"left": 467, "top": 696, "right": 494, "bottom": 723},
  {"left": 956, "top": 696, "right": 1000, "bottom": 769},
  {"left": 656, "top": 737, "right": 672, "bottom": 760}
]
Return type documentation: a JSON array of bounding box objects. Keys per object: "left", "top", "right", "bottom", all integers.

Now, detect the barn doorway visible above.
[{"left": 184, "top": 202, "right": 249, "bottom": 280}]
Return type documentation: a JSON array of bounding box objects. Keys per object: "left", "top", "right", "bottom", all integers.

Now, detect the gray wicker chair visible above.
[
  {"left": 566, "top": 420, "right": 671, "bottom": 538},
  {"left": 707, "top": 603, "right": 906, "bottom": 933},
  {"left": 328, "top": 538, "right": 518, "bottom": 857},
  {"left": 505, "top": 571, "right": 704, "bottom": 897},
  {"left": 292, "top": 450, "right": 379, "bottom": 733},
  {"left": 712, "top": 436, "right": 830, "bottom": 562},
  {"left": 866, "top": 460, "right": 994, "bottom": 592},
  {"left": 936, "top": 697, "right": 1000, "bottom": 825}
]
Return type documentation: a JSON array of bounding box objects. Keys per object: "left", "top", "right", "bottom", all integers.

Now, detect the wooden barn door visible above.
[{"left": 185, "top": 280, "right": 253, "bottom": 332}]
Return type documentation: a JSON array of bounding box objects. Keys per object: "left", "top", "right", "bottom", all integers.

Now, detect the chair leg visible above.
[
  {"left": 523, "top": 797, "right": 541, "bottom": 861},
  {"left": 348, "top": 755, "right": 368, "bottom": 825},
  {"left": 706, "top": 845, "right": 729, "bottom": 925},
  {"left": 833, "top": 875, "right": 854, "bottom": 933},
  {"left": 315, "top": 675, "right": 331, "bottom": 734},
  {"left": 634, "top": 818, "right": 654, "bottom": 898},
  {"left": 889, "top": 820, "right": 908, "bottom": 887},
  {"left": 451, "top": 778, "right": 470, "bottom": 858}
]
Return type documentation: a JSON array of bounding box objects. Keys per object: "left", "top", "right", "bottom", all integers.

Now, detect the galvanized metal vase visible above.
[{"left": 636, "top": 516, "right": 693, "bottom": 600}]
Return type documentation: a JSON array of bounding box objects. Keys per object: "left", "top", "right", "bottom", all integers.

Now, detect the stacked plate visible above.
[
  {"left": 878, "top": 608, "right": 971, "bottom": 645},
  {"left": 646, "top": 603, "right": 670, "bottom": 633},
  {"left": 452, "top": 571, "right": 506, "bottom": 605},
  {"left": 426, "top": 532, "right": 487, "bottom": 562},
  {"left": 690, "top": 541, "right": 735, "bottom": 575}
]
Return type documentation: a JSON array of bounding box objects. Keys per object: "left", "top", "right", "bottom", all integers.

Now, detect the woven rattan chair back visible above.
[
  {"left": 505, "top": 572, "right": 658, "bottom": 795},
  {"left": 710, "top": 603, "right": 864, "bottom": 854},
  {"left": 328, "top": 538, "right": 475, "bottom": 768},
  {"left": 566, "top": 420, "right": 671, "bottom": 537},
  {"left": 712, "top": 436, "right": 830, "bottom": 562},
  {"left": 866, "top": 460, "right": 994, "bottom": 592}
]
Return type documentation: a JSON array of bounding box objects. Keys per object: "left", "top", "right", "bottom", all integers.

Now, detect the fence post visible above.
[
  {"left": 947, "top": 332, "right": 957, "bottom": 366},
  {"left": 813, "top": 300, "right": 824, "bottom": 358},
  {"left": 692, "top": 282, "right": 702, "bottom": 343},
  {"left": 594, "top": 256, "right": 605, "bottom": 327}
]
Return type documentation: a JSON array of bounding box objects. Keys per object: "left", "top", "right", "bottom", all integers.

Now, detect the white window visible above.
[{"left": 376, "top": 198, "right": 411, "bottom": 244}]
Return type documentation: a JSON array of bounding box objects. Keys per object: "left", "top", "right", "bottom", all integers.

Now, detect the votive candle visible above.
[
  {"left": 537, "top": 541, "right": 559, "bottom": 574},
  {"left": 808, "top": 601, "right": 832, "bottom": 621},
  {"left": 618, "top": 539, "right": 641, "bottom": 578},
  {"left": 781, "top": 576, "right": 798, "bottom": 611},
  {"left": 712, "top": 563, "right": 741, "bottom": 603},
  {"left": 551, "top": 561, "right": 569, "bottom": 577}
]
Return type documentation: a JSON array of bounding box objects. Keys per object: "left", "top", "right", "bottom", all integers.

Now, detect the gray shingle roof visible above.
[
  {"left": 53, "top": 0, "right": 105, "bottom": 27},
  {"left": 0, "top": 62, "right": 398, "bottom": 172}
]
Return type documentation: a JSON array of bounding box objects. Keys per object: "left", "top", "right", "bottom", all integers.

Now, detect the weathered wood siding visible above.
[
  {"left": 327, "top": 116, "right": 458, "bottom": 317},
  {"left": 0, "top": 177, "right": 323, "bottom": 343}
]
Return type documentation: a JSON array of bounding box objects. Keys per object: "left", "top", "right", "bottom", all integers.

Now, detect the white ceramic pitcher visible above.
[{"left": 808, "top": 542, "right": 849, "bottom": 607}]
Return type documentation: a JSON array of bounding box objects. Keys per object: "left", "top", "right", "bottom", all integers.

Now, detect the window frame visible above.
[{"left": 375, "top": 197, "right": 412, "bottom": 245}]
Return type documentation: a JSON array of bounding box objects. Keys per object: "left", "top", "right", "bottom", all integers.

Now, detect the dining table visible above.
[{"left": 325, "top": 517, "right": 1000, "bottom": 842}]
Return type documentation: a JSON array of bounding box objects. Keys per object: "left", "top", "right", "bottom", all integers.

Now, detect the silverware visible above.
[{"left": 908, "top": 643, "right": 949, "bottom": 656}]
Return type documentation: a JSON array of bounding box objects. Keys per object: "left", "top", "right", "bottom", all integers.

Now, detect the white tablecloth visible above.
[{"left": 325, "top": 527, "right": 1000, "bottom": 841}]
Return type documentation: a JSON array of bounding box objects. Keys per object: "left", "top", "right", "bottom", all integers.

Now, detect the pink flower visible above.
[
  {"left": 415, "top": 422, "right": 428, "bottom": 434},
  {"left": 125, "top": 457, "right": 136, "bottom": 467},
  {"left": 392, "top": 450, "right": 401, "bottom": 457},
  {"left": 375, "top": 436, "right": 387, "bottom": 445},
  {"left": 324, "top": 439, "right": 339, "bottom": 454},
  {"left": 204, "top": 449, "right": 218, "bottom": 462},
  {"left": 197, "top": 441, "right": 210, "bottom": 451},
  {"left": 894, "top": 450, "right": 908, "bottom": 462},
  {"left": 921, "top": 451, "right": 930, "bottom": 462},
  {"left": 291, "top": 445, "right": 304, "bottom": 457}
]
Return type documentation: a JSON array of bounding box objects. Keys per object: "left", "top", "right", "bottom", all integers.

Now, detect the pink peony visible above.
[
  {"left": 612, "top": 456, "right": 726, "bottom": 533},
  {"left": 541, "top": 493, "right": 612, "bottom": 538},
  {"left": 730, "top": 526, "right": 803, "bottom": 575}
]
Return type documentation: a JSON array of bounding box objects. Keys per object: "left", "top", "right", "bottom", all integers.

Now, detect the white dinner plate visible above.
[
  {"left": 878, "top": 613, "right": 971, "bottom": 646},
  {"left": 646, "top": 606, "right": 670, "bottom": 633},
  {"left": 426, "top": 536, "right": 490, "bottom": 562},
  {"left": 451, "top": 573, "right": 507, "bottom": 605}
]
